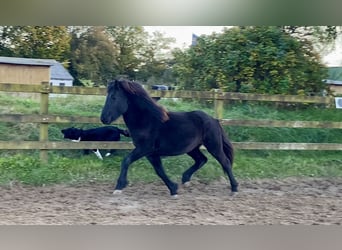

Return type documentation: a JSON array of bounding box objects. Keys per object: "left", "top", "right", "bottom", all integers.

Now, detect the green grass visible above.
[
  {"left": 0, "top": 150, "right": 341, "bottom": 186},
  {"left": 0, "top": 93, "right": 341, "bottom": 186},
  {"left": 48, "top": 95, "right": 106, "bottom": 116}
]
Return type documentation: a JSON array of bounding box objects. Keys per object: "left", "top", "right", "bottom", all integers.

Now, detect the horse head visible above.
[{"left": 100, "top": 80, "right": 129, "bottom": 125}]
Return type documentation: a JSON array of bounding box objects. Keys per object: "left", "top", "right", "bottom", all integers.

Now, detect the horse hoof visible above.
[
  {"left": 171, "top": 194, "right": 178, "bottom": 199},
  {"left": 183, "top": 182, "right": 191, "bottom": 187},
  {"left": 230, "top": 191, "right": 238, "bottom": 197},
  {"left": 113, "top": 190, "right": 122, "bottom": 195}
]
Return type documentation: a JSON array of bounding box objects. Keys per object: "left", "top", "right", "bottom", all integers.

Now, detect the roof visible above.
[
  {"left": 326, "top": 79, "right": 342, "bottom": 86},
  {"left": 0, "top": 56, "right": 74, "bottom": 81},
  {"left": 44, "top": 59, "right": 74, "bottom": 81},
  {"left": 327, "top": 67, "right": 342, "bottom": 81},
  {"left": 0, "top": 56, "right": 54, "bottom": 66}
]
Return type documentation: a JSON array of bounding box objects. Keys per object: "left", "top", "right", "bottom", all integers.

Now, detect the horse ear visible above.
[
  {"left": 115, "top": 80, "right": 122, "bottom": 90},
  {"left": 109, "top": 79, "right": 124, "bottom": 92},
  {"left": 119, "top": 80, "right": 139, "bottom": 95}
]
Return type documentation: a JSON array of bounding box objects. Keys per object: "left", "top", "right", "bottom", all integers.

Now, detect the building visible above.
[
  {"left": 0, "top": 56, "right": 53, "bottom": 85},
  {"left": 0, "top": 56, "right": 73, "bottom": 86},
  {"left": 325, "top": 79, "right": 342, "bottom": 96},
  {"left": 45, "top": 59, "right": 73, "bottom": 87}
]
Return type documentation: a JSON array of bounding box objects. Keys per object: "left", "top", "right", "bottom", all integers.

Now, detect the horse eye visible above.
[{"left": 110, "top": 94, "right": 116, "bottom": 100}]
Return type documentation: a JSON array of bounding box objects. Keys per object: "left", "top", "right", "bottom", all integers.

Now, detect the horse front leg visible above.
[
  {"left": 114, "top": 148, "right": 146, "bottom": 194},
  {"left": 146, "top": 155, "right": 178, "bottom": 197}
]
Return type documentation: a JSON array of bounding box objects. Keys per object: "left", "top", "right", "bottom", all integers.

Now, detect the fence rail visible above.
[
  {"left": 0, "top": 141, "right": 341, "bottom": 151},
  {"left": 0, "top": 82, "right": 336, "bottom": 104},
  {"left": 0, "top": 82, "right": 341, "bottom": 163},
  {"left": 1, "top": 114, "right": 342, "bottom": 129}
]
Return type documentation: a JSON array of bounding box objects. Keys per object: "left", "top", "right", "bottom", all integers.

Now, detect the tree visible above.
[
  {"left": 0, "top": 26, "right": 14, "bottom": 56},
  {"left": 137, "top": 30, "right": 176, "bottom": 85},
  {"left": 172, "top": 26, "right": 329, "bottom": 96},
  {"left": 0, "top": 26, "right": 71, "bottom": 62},
  {"left": 280, "top": 26, "right": 341, "bottom": 54},
  {"left": 69, "top": 26, "right": 119, "bottom": 86},
  {"left": 69, "top": 26, "right": 176, "bottom": 86},
  {"left": 106, "top": 26, "right": 148, "bottom": 79}
]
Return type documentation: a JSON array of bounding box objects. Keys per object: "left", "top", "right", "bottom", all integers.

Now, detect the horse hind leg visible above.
[
  {"left": 204, "top": 141, "right": 238, "bottom": 194},
  {"left": 182, "top": 147, "right": 208, "bottom": 186}
]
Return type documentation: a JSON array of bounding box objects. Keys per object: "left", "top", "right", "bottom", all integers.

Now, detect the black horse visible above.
[{"left": 100, "top": 79, "right": 238, "bottom": 196}]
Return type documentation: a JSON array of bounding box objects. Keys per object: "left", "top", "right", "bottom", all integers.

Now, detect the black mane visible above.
[{"left": 111, "top": 79, "right": 169, "bottom": 122}]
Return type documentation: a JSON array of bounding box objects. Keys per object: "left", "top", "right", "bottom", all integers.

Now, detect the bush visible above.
[{"left": 172, "top": 26, "right": 328, "bottom": 96}]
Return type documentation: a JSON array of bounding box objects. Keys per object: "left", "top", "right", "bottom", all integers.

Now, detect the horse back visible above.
[
  {"left": 167, "top": 110, "right": 217, "bottom": 128},
  {"left": 151, "top": 110, "right": 218, "bottom": 155}
]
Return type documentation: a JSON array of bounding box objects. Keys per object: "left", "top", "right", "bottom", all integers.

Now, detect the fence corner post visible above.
[
  {"left": 39, "top": 81, "right": 50, "bottom": 164},
  {"left": 214, "top": 89, "right": 224, "bottom": 119}
]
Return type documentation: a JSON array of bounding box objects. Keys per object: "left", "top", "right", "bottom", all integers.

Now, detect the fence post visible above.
[
  {"left": 39, "top": 81, "right": 50, "bottom": 164},
  {"left": 214, "top": 89, "right": 224, "bottom": 119}
]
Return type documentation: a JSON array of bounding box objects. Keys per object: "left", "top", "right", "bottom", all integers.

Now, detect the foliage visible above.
[
  {"left": 68, "top": 26, "right": 176, "bottom": 86},
  {"left": 0, "top": 26, "right": 176, "bottom": 86},
  {"left": 136, "top": 30, "right": 176, "bottom": 85},
  {"left": 0, "top": 26, "right": 71, "bottom": 62},
  {"left": 105, "top": 26, "right": 176, "bottom": 85},
  {"left": 280, "top": 26, "right": 341, "bottom": 54},
  {"left": 172, "top": 26, "right": 329, "bottom": 96},
  {"left": 69, "top": 26, "right": 119, "bottom": 86},
  {"left": 1, "top": 26, "right": 339, "bottom": 91},
  {"left": 105, "top": 26, "right": 148, "bottom": 79}
]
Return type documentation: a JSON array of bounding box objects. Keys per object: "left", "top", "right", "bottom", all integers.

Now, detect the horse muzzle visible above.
[{"left": 100, "top": 114, "right": 111, "bottom": 125}]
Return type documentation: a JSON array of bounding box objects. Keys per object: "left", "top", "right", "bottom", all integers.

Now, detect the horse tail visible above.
[{"left": 219, "top": 122, "right": 234, "bottom": 167}]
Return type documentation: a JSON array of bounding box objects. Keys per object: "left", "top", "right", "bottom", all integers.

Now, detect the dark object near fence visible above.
[
  {"left": 101, "top": 79, "right": 238, "bottom": 197},
  {"left": 151, "top": 84, "right": 172, "bottom": 90},
  {"left": 151, "top": 85, "right": 174, "bottom": 101},
  {"left": 61, "top": 126, "right": 130, "bottom": 159}
]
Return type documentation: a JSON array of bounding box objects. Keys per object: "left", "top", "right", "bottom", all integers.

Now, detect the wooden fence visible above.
[{"left": 0, "top": 82, "right": 341, "bottom": 163}]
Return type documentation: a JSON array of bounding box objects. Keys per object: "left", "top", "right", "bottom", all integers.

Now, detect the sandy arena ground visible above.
[{"left": 1, "top": 177, "right": 342, "bottom": 225}]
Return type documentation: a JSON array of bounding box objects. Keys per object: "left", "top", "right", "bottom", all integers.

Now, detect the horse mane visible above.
[{"left": 114, "top": 79, "right": 169, "bottom": 122}]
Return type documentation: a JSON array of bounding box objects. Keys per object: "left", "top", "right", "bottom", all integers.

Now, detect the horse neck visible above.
[
  {"left": 123, "top": 94, "right": 168, "bottom": 129},
  {"left": 123, "top": 99, "right": 161, "bottom": 130}
]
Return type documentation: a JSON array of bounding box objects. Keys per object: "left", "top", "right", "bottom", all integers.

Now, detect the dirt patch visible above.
[{"left": 1, "top": 177, "right": 342, "bottom": 225}]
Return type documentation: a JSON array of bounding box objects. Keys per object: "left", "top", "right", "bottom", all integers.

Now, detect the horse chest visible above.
[{"left": 124, "top": 114, "right": 150, "bottom": 128}]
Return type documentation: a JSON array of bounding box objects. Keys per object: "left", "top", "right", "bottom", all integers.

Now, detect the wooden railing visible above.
[{"left": 0, "top": 82, "right": 341, "bottom": 163}]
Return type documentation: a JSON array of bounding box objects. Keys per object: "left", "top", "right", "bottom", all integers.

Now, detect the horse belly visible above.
[{"left": 156, "top": 131, "right": 201, "bottom": 156}]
